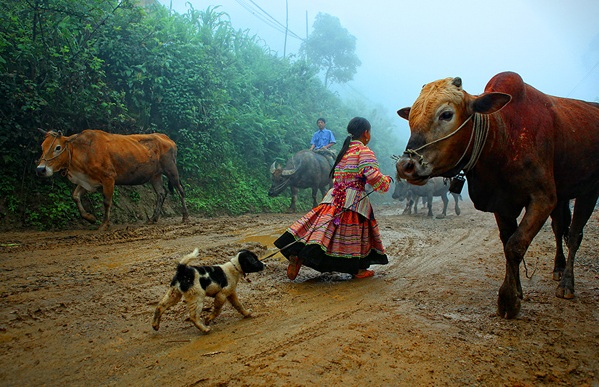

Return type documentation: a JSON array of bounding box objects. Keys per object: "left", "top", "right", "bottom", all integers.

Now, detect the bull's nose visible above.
[
  {"left": 36, "top": 166, "right": 47, "bottom": 176},
  {"left": 395, "top": 157, "right": 415, "bottom": 178}
]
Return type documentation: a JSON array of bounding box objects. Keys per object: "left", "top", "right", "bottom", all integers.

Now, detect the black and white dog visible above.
[{"left": 152, "top": 248, "right": 265, "bottom": 333}]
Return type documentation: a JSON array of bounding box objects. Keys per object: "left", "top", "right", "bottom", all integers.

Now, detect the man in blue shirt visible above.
[{"left": 309, "top": 118, "right": 336, "bottom": 151}]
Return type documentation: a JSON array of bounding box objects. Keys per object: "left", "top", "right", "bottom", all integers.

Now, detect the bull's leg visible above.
[
  {"left": 453, "top": 193, "right": 461, "bottom": 216},
  {"left": 149, "top": 175, "right": 167, "bottom": 224},
  {"left": 556, "top": 192, "right": 598, "bottom": 299},
  {"left": 99, "top": 181, "right": 115, "bottom": 231},
  {"left": 152, "top": 287, "right": 182, "bottom": 331},
  {"left": 402, "top": 200, "right": 411, "bottom": 215},
  {"left": 311, "top": 187, "right": 318, "bottom": 208},
  {"left": 494, "top": 213, "right": 520, "bottom": 318},
  {"left": 426, "top": 195, "right": 433, "bottom": 217},
  {"left": 495, "top": 200, "right": 552, "bottom": 318},
  {"left": 550, "top": 200, "right": 570, "bottom": 281},
  {"left": 439, "top": 193, "right": 449, "bottom": 217},
  {"left": 72, "top": 185, "right": 97, "bottom": 224},
  {"left": 165, "top": 170, "right": 189, "bottom": 223},
  {"left": 289, "top": 186, "right": 298, "bottom": 213}
]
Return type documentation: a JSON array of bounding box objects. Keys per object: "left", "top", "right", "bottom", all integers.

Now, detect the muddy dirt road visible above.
[{"left": 1, "top": 199, "right": 598, "bottom": 386}]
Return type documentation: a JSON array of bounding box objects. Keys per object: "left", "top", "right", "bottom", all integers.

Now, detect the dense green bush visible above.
[{"left": 0, "top": 0, "right": 403, "bottom": 230}]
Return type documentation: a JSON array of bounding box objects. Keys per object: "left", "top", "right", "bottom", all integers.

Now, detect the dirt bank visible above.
[{"left": 1, "top": 199, "right": 598, "bottom": 386}]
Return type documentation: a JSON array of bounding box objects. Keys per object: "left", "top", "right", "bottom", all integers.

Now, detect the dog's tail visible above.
[{"left": 179, "top": 248, "right": 199, "bottom": 265}]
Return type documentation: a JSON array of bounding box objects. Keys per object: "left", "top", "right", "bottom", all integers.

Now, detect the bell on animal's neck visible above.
[{"left": 449, "top": 173, "right": 465, "bottom": 194}]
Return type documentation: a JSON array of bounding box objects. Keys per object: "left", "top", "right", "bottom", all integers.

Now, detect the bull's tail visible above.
[{"left": 179, "top": 248, "right": 199, "bottom": 265}]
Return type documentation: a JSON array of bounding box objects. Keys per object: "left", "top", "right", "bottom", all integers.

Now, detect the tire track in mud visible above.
[{"left": 2, "top": 201, "right": 599, "bottom": 386}]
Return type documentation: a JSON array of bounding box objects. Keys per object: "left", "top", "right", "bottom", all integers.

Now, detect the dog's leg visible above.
[
  {"left": 186, "top": 292, "right": 211, "bottom": 333},
  {"left": 227, "top": 291, "right": 252, "bottom": 318},
  {"left": 205, "top": 293, "right": 228, "bottom": 325},
  {"left": 152, "top": 287, "right": 182, "bottom": 331}
]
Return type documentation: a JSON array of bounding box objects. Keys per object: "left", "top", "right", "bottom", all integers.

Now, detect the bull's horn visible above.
[
  {"left": 37, "top": 128, "right": 47, "bottom": 135},
  {"left": 270, "top": 161, "right": 278, "bottom": 174},
  {"left": 281, "top": 167, "right": 296, "bottom": 176}
]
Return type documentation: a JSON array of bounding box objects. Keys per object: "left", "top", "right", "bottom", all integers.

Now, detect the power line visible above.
[
  {"left": 233, "top": 0, "right": 304, "bottom": 41},
  {"left": 566, "top": 59, "right": 599, "bottom": 98}
]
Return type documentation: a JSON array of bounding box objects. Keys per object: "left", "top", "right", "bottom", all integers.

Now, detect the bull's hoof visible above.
[
  {"left": 82, "top": 214, "right": 97, "bottom": 224},
  {"left": 97, "top": 222, "right": 111, "bottom": 231},
  {"left": 455, "top": 208, "right": 461, "bottom": 216},
  {"left": 497, "top": 294, "right": 521, "bottom": 319},
  {"left": 182, "top": 216, "right": 190, "bottom": 223},
  {"left": 552, "top": 271, "right": 563, "bottom": 281},
  {"left": 555, "top": 286, "right": 575, "bottom": 299}
]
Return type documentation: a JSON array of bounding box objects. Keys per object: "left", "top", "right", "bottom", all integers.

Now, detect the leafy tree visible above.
[
  {"left": 301, "top": 13, "right": 361, "bottom": 88},
  {"left": 0, "top": 1, "right": 403, "bottom": 229}
]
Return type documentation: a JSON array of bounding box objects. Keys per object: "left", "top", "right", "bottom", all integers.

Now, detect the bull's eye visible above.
[
  {"left": 55, "top": 145, "right": 62, "bottom": 152},
  {"left": 439, "top": 111, "right": 453, "bottom": 121}
]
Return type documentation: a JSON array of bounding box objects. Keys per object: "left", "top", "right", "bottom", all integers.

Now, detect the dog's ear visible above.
[{"left": 237, "top": 250, "right": 264, "bottom": 273}]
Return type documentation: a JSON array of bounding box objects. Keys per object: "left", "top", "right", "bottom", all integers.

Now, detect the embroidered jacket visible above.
[{"left": 321, "top": 140, "right": 391, "bottom": 218}]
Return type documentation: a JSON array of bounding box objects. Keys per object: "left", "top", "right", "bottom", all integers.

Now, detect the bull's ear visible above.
[
  {"left": 397, "top": 107, "right": 411, "bottom": 120},
  {"left": 472, "top": 92, "right": 511, "bottom": 114}
]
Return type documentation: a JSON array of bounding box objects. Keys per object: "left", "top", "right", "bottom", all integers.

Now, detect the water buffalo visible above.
[
  {"left": 392, "top": 177, "right": 461, "bottom": 217},
  {"left": 395, "top": 71, "right": 599, "bottom": 319},
  {"left": 36, "top": 129, "right": 189, "bottom": 230},
  {"left": 268, "top": 150, "right": 332, "bottom": 212}
]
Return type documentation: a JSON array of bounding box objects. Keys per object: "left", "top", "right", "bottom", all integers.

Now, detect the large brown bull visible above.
[
  {"left": 36, "top": 129, "right": 189, "bottom": 230},
  {"left": 395, "top": 71, "right": 599, "bottom": 318}
]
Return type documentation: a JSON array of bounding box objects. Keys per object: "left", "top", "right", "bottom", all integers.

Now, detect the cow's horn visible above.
[{"left": 452, "top": 77, "right": 462, "bottom": 88}]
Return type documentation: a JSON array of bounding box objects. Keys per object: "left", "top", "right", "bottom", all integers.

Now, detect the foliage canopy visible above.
[
  {"left": 301, "top": 13, "right": 362, "bottom": 88},
  {"left": 0, "top": 0, "right": 403, "bottom": 230}
]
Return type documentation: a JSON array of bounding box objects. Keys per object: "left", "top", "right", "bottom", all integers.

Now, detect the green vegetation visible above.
[
  {"left": 301, "top": 12, "right": 361, "bottom": 89},
  {"left": 0, "top": 0, "right": 403, "bottom": 230}
]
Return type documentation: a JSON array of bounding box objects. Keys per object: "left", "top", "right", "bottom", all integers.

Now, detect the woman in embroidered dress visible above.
[{"left": 274, "top": 117, "right": 392, "bottom": 280}]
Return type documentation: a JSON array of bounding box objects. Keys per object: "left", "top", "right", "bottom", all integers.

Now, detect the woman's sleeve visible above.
[{"left": 359, "top": 147, "right": 391, "bottom": 192}]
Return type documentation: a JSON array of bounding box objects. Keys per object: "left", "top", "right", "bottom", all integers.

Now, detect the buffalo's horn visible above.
[{"left": 281, "top": 167, "right": 297, "bottom": 176}]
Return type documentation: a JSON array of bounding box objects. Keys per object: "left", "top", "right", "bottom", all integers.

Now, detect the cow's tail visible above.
[{"left": 179, "top": 248, "right": 199, "bottom": 266}]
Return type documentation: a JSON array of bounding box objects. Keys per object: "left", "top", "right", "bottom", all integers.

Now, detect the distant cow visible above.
[
  {"left": 268, "top": 150, "right": 332, "bottom": 212},
  {"left": 395, "top": 72, "right": 599, "bottom": 319},
  {"left": 36, "top": 129, "right": 189, "bottom": 230},
  {"left": 392, "top": 177, "right": 461, "bottom": 217}
]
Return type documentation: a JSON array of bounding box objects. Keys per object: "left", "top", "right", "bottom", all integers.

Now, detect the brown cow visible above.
[
  {"left": 395, "top": 71, "right": 599, "bottom": 319},
  {"left": 36, "top": 129, "right": 189, "bottom": 230}
]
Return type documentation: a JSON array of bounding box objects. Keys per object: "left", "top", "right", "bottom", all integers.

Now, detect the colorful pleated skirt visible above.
[{"left": 273, "top": 203, "right": 388, "bottom": 275}]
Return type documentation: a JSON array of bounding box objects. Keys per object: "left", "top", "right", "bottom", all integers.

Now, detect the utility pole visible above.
[
  {"left": 304, "top": 9, "right": 308, "bottom": 60},
  {"left": 283, "top": 0, "right": 288, "bottom": 58}
]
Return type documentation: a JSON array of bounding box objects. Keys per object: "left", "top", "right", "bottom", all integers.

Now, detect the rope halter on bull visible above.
[
  {"left": 38, "top": 131, "right": 67, "bottom": 162},
  {"left": 400, "top": 113, "right": 490, "bottom": 173},
  {"left": 38, "top": 131, "right": 74, "bottom": 176}
]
